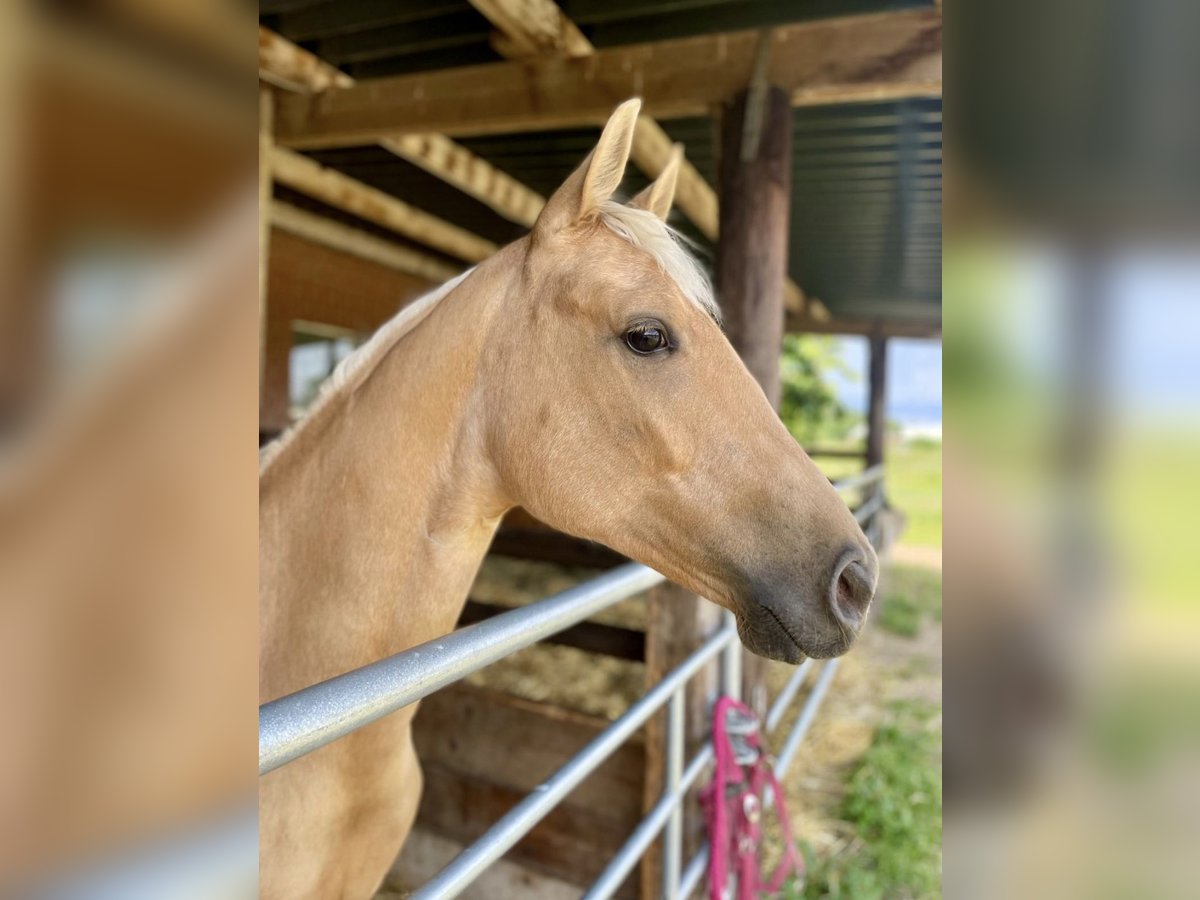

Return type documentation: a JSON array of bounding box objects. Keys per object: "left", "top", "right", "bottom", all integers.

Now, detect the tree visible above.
[{"left": 778, "top": 335, "right": 860, "bottom": 445}]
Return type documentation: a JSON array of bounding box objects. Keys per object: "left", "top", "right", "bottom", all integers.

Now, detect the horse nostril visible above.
[
  {"left": 836, "top": 571, "right": 856, "bottom": 611},
  {"left": 829, "top": 553, "right": 875, "bottom": 629}
]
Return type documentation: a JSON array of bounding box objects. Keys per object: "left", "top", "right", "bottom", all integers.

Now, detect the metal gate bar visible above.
[
  {"left": 663, "top": 688, "right": 686, "bottom": 898},
  {"left": 679, "top": 846, "right": 709, "bottom": 899}
]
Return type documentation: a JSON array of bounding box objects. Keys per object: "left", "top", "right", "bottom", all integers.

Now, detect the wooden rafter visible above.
[
  {"left": 468, "top": 0, "right": 593, "bottom": 59},
  {"left": 259, "top": 26, "right": 353, "bottom": 92},
  {"left": 380, "top": 133, "right": 545, "bottom": 228},
  {"left": 271, "top": 202, "right": 461, "bottom": 283},
  {"left": 271, "top": 146, "right": 497, "bottom": 263},
  {"left": 259, "top": 26, "right": 547, "bottom": 230},
  {"left": 274, "top": 10, "right": 942, "bottom": 146}
]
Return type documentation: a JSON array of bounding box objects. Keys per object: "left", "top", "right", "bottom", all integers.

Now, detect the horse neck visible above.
[{"left": 259, "top": 258, "right": 517, "bottom": 699}]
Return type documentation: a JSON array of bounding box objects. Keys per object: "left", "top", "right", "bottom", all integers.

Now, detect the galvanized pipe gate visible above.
[{"left": 259, "top": 466, "right": 886, "bottom": 899}]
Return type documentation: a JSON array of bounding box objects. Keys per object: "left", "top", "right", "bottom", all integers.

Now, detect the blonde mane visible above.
[{"left": 260, "top": 204, "right": 715, "bottom": 474}]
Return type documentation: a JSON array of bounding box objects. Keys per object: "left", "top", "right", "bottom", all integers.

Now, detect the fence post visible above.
[{"left": 867, "top": 333, "right": 889, "bottom": 472}]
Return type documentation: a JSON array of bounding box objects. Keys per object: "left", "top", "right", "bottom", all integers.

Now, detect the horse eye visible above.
[{"left": 625, "top": 322, "right": 670, "bottom": 354}]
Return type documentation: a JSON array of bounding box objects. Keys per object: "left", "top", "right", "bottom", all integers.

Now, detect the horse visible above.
[{"left": 259, "top": 99, "right": 878, "bottom": 900}]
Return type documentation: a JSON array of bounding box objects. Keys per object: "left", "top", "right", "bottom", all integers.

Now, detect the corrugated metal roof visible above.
[{"left": 264, "top": 1, "right": 941, "bottom": 330}]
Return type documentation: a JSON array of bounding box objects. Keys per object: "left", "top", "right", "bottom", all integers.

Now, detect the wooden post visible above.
[
  {"left": 866, "top": 334, "right": 889, "bottom": 470},
  {"left": 716, "top": 82, "right": 792, "bottom": 717},
  {"left": 716, "top": 85, "right": 790, "bottom": 408}
]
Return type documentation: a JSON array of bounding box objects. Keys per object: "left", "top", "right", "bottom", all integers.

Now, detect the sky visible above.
[{"left": 827, "top": 336, "right": 943, "bottom": 426}]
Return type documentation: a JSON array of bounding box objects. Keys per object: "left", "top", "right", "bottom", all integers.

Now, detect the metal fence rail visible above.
[
  {"left": 259, "top": 466, "right": 887, "bottom": 898},
  {"left": 260, "top": 563, "right": 665, "bottom": 775}
]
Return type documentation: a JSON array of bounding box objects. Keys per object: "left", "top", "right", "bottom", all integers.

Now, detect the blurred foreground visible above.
[
  {"left": 946, "top": 1, "right": 1200, "bottom": 897},
  {"left": 0, "top": 2, "right": 258, "bottom": 895}
]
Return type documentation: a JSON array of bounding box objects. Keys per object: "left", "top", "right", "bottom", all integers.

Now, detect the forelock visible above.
[{"left": 596, "top": 202, "right": 720, "bottom": 323}]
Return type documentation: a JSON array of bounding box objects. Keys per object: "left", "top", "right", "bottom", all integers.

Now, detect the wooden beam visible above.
[
  {"left": 469, "top": 0, "right": 594, "bottom": 59},
  {"left": 380, "top": 133, "right": 546, "bottom": 228},
  {"left": 275, "top": 10, "right": 942, "bottom": 146},
  {"left": 258, "top": 25, "right": 353, "bottom": 92},
  {"left": 271, "top": 146, "right": 497, "bottom": 262},
  {"left": 785, "top": 313, "right": 940, "bottom": 338},
  {"left": 271, "top": 201, "right": 461, "bottom": 282},
  {"left": 260, "top": 26, "right": 546, "bottom": 230},
  {"left": 793, "top": 80, "right": 942, "bottom": 107}
]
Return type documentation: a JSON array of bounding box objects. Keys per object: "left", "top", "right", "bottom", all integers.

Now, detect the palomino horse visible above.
[{"left": 260, "top": 99, "right": 878, "bottom": 899}]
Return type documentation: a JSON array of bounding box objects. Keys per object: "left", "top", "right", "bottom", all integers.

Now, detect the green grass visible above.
[
  {"left": 885, "top": 439, "right": 942, "bottom": 549},
  {"left": 877, "top": 565, "right": 942, "bottom": 638},
  {"left": 877, "top": 599, "right": 923, "bottom": 638},
  {"left": 786, "top": 702, "right": 943, "bottom": 900}
]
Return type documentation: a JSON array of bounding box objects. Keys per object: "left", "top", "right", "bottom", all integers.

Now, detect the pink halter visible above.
[{"left": 702, "top": 696, "right": 803, "bottom": 899}]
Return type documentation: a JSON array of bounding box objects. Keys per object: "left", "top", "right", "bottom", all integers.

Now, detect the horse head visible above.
[{"left": 485, "top": 99, "right": 878, "bottom": 662}]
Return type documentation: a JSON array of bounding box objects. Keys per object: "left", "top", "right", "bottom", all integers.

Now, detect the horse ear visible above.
[
  {"left": 534, "top": 98, "right": 641, "bottom": 238},
  {"left": 629, "top": 143, "right": 682, "bottom": 221}
]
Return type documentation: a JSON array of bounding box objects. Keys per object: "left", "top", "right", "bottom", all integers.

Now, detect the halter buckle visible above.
[{"left": 724, "top": 707, "right": 760, "bottom": 736}]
